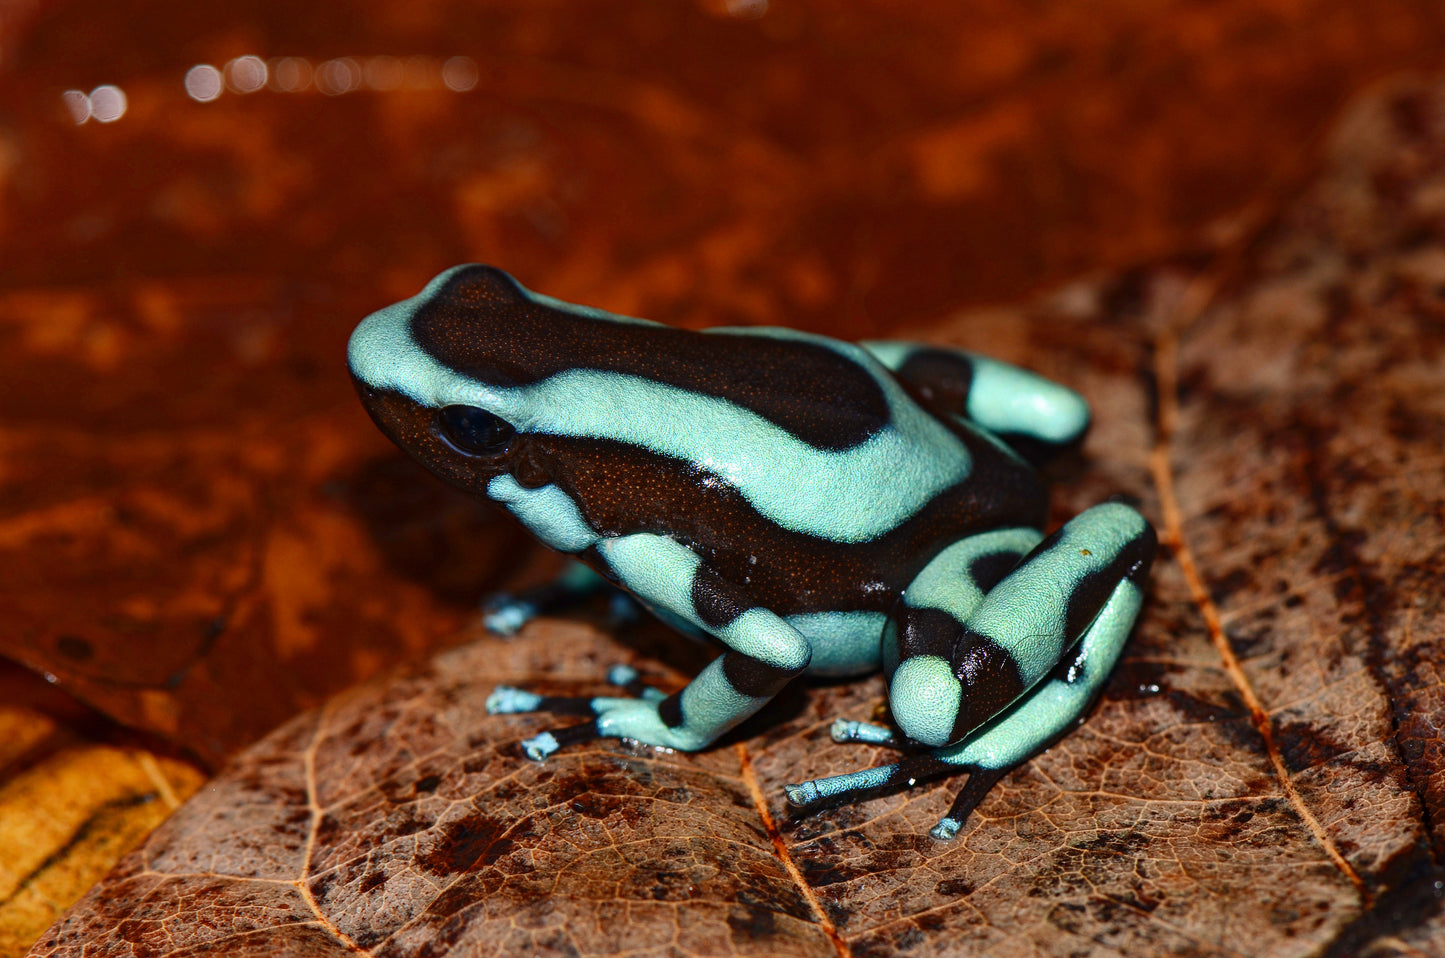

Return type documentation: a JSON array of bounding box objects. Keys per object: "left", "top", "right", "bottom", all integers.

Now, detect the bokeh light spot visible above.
[
  {"left": 88, "top": 85, "right": 127, "bottom": 123},
  {"left": 61, "top": 89, "right": 90, "bottom": 124},
  {"left": 315, "top": 58, "right": 362, "bottom": 95},
  {"left": 442, "top": 56, "right": 479, "bottom": 92},
  {"left": 269, "top": 57, "right": 312, "bottom": 92},
  {"left": 185, "top": 64, "right": 223, "bottom": 102},
  {"left": 225, "top": 55, "right": 268, "bottom": 94}
]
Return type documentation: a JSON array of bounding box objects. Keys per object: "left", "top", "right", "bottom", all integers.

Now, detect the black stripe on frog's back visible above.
[
  {"left": 408, "top": 265, "right": 890, "bottom": 452},
  {"left": 520, "top": 425, "right": 1048, "bottom": 619}
]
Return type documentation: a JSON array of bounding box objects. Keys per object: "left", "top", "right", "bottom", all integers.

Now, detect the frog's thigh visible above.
[
  {"left": 959, "top": 502, "right": 1155, "bottom": 692},
  {"left": 862, "top": 341, "right": 1090, "bottom": 446},
  {"left": 945, "top": 573, "right": 1146, "bottom": 774},
  {"left": 891, "top": 503, "right": 1155, "bottom": 746},
  {"left": 885, "top": 526, "right": 1043, "bottom": 676},
  {"left": 593, "top": 533, "right": 811, "bottom": 750},
  {"left": 926, "top": 563, "right": 1148, "bottom": 838}
]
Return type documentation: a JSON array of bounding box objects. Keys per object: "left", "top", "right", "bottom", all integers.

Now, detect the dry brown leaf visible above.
[
  {"left": 5, "top": 0, "right": 1445, "bottom": 766},
  {"left": 0, "top": 665, "right": 208, "bottom": 958},
  {"left": 0, "top": 735, "right": 205, "bottom": 956},
  {"left": 30, "top": 71, "right": 1445, "bottom": 957}
]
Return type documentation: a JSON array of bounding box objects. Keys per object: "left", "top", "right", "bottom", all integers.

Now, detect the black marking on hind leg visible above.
[
  {"left": 949, "top": 631, "right": 1027, "bottom": 741},
  {"left": 969, "top": 551, "right": 1022, "bottom": 592},
  {"left": 657, "top": 692, "right": 685, "bottom": 729},
  {"left": 895, "top": 348, "right": 977, "bottom": 418},
  {"left": 1063, "top": 524, "right": 1158, "bottom": 640},
  {"left": 894, "top": 606, "right": 963, "bottom": 663}
]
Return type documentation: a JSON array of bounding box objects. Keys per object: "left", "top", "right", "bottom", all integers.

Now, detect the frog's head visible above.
[{"left": 347, "top": 264, "right": 560, "bottom": 498}]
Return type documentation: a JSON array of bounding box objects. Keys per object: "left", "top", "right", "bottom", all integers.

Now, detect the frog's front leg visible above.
[
  {"left": 483, "top": 560, "right": 640, "bottom": 636},
  {"left": 487, "top": 532, "right": 811, "bottom": 757},
  {"left": 787, "top": 502, "right": 1155, "bottom": 839}
]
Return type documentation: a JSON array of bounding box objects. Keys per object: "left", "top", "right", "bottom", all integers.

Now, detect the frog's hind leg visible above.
[
  {"left": 788, "top": 503, "right": 1155, "bottom": 839},
  {"left": 861, "top": 341, "right": 1090, "bottom": 460},
  {"left": 788, "top": 570, "right": 1147, "bottom": 839}
]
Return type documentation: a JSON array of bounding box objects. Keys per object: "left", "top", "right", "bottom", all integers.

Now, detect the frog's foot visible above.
[
  {"left": 482, "top": 560, "right": 623, "bottom": 636},
  {"left": 487, "top": 665, "right": 681, "bottom": 760},
  {"left": 784, "top": 750, "right": 1007, "bottom": 840},
  {"left": 487, "top": 664, "right": 665, "bottom": 717},
  {"left": 785, "top": 752, "right": 968, "bottom": 836}
]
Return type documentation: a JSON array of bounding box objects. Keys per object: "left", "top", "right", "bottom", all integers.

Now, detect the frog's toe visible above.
[
  {"left": 485, "top": 685, "right": 594, "bottom": 718},
  {"left": 930, "top": 817, "right": 963, "bottom": 842},
  {"left": 520, "top": 722, "right": 600, "bottom": 761},
  {"left": 830, "top": 718, "right": 899, "bottom": 746},
  {"left": 486, "top": 686, "right": 544, "bottom": 714},
  {"left": 482, "top": 594, "right": 537, "bottom": 636},
  {"left": 605, "top": 664, "right": 667, "bottom": 703}
]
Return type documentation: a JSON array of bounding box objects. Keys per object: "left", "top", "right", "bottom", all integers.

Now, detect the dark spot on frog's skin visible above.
[
  {"left": 969, "top": 550, "right": 1021, "bottom": 592},
  {"left": 416, "top": 812, "right": 513, "bottom": 875},
  {"left": 55, "top": 634, "right": 93, "bottom": 661},
  {"left": 690, "top": 564, "right": 752, "bottom": 627}
]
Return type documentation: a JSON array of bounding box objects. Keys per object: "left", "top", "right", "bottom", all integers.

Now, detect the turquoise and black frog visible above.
[{"left": 348, "top": 265, "right": 1155, "bottom": 839}]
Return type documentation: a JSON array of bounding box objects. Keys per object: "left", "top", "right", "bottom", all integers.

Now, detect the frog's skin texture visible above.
[{"left": 348, "top": 265, "right": 1156, "bottom": 839}]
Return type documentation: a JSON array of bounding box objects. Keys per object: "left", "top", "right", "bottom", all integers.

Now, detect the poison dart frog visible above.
[{"left": 348, "top": 265, "right": 1155, "bottom": 840}]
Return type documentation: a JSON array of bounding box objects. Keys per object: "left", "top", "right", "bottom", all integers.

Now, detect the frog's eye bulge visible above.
[
  {"left": 434, "top": 405, "right": 515, "bottom": 457},
  {"left": 787, "top": 503, "right": 1155, "bottom": 839}
]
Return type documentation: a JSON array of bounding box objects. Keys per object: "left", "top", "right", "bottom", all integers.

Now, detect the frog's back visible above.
[
  {"left": 409, "top": 265, "right": 893, "bottom": 452},
  {"left": 378, "top": 265, "right": 1047, "bottom": 614}
]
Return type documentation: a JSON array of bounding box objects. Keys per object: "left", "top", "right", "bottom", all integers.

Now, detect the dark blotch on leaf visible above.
[
  {"left": 417, "top": 812, "right": 512, "bottom": 874},
  {"left": 726, "top": 904, "right": 779, "bottom": 941},
  {"left": 56, "top": 634, "right": 93, "bottom": 661}
]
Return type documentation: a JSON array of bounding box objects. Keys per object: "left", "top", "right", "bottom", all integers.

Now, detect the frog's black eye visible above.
[{"left": 435, "top": 405, "right": 516, "bottom": 457}]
